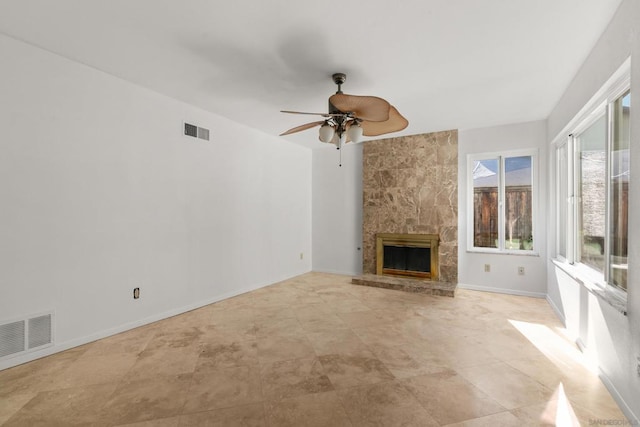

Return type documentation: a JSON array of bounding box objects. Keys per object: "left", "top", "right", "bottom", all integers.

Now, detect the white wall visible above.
[
  {"left": 458, "top": 120, "right": 548, "bottom": 297},
  {"left": 312, "top": 144, "right": 363, "bottom": 276},
  {"left": 546, "top": 0, "right": 640, "bottom": 421},
  {"left": 0, "top": 34, "right": 312, "bottom": 369}
]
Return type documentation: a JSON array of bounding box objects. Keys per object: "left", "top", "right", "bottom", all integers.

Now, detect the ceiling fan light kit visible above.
[{"left": 280, "top": 73, "right": 408, "bottom": 149}]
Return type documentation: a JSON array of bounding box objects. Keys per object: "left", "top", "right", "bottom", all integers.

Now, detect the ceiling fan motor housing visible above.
[{"left": 332, "top": 73, "right": 346, "bottom": 86}]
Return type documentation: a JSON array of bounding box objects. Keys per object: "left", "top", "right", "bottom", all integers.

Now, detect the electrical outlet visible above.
[
  {"left": 484, "top": 264, "right": 490, "bottom": 272},
  {"left": 300, "top": 253, "right": 304, "bottom": 260},
  {"left": 133, "top": 288, "right": 140, "bottom": 299},
  {"left": 518, "top": 267, "right": 525, "bottom": 275}
]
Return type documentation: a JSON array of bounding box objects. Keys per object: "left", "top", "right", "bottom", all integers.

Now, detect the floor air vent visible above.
[
  {"left": 184, "top": 122, "right": 210, "bottom": 141},
  {"left": 0, "top": 312, "right": 53, "bottom": 360}
]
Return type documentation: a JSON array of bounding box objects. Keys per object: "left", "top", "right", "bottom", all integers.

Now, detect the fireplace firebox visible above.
[{"left": 376, "top": 233, "right": 439, "bottom": 280}]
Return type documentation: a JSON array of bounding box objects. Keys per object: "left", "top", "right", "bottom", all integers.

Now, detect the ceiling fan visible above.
[{"left": 280, "top": 73, "right": 408, "bottom": 148}]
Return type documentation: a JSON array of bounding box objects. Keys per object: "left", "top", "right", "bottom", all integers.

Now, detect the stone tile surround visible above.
[{"left": 362, "top": 130, "right": 458, "bottom": 284}]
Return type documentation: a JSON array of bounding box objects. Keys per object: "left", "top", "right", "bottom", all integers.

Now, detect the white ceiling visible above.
[{"left": 0, "top": 0, "right": 622, "bottom": 148}]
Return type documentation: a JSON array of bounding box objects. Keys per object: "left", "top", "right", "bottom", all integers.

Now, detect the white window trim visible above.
[{"left": 467, "top": 148, "right": 539, "bottom": 256}]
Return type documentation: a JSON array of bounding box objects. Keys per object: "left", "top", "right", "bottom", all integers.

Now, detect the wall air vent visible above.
[
  {"left": 0, "top": 312, "right": 54, "bottom": 360},
  {"left": 197, "top": 127, "right": 210, "bottom": 141},
  {"left": 0, "top": 321, "right": 25, "bottom": 358},
  {"left": 28, "top": 314, "right": 52, "bottom": 349},
  {"left": 184, "top": 122, "right": 210, "bottom": 141}
]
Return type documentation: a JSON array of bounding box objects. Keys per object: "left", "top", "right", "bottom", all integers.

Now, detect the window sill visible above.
[
  {"left": 467, "top": 248, "right": 540, "bottom": 257},
  {"left": 551, "top": 258, "right": 627, "bottom": 316}
]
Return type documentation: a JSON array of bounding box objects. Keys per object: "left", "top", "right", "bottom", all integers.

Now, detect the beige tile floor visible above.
[{"left": 0, "top": 272, "right": 628, "bottom": 426}]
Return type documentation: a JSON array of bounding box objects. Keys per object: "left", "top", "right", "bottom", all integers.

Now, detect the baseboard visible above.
[
  {"left": 0, "top": 271, "right": 305, "bottom": 371},
  {"left": 456, "top": 283, "right": 546, "bottom": 298},
  {"left": 311, "top": 268, "right": 361, "bottom": 276},
  {"left": 545, "top": 295, "right": 566, "bottom": 325},
  {"left": 598, "top": 368, "right": 640, "bottom": 425}
]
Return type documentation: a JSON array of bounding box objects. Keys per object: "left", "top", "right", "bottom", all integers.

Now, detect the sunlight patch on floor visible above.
[
  {"left": 509, "top": 319, "right": 598, "bottom": 373},
  {"left": 539, "top": 383, "right": 581, "bottom": 426}
]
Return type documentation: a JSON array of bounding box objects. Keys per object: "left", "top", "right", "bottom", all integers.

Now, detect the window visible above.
[
  {"left": 556, "top": 143, "right": 569, "bottom": 260},
  {"left": 577, "top": 114, "right": 607, "bottom": 273},
  {"left": 555, "top": 82, "right": 630, "bottom": 292},
  {"left": 609, "top": 91, "right": 630, "bottom": 290},
  {"left": 468, "top": 150, "right": 536, "bottom": 253}
]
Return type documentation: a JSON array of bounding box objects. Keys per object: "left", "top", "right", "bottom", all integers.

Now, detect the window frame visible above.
[
  {"left": 467, "top": 148, "right": 539, "bottom": 255},
  {"left": 553, "top": 61, "right": 630, "bottom": 295}
]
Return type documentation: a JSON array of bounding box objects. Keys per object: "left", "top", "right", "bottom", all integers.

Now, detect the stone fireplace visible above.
[{"left": 361, "top": 130, "right": 458, "bottom": 286}]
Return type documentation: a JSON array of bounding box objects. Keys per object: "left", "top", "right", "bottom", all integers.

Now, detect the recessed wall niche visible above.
[{"left": 362, "top": 130, "right": 458, "bottom": 284}]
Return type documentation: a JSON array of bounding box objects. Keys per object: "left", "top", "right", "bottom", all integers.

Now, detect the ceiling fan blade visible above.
[
  {"left": 329, "top": 93, "right": 390, "bottom": 122},
  {"left": 279, "top": 121, "right": 324, "bottom": 136},
  {"left": 360, "top": 106, "right": 408, "bottom": 137},
  {"left": 281, "top": 110, "right": 342, "bottom": 117}
]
